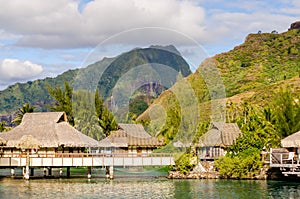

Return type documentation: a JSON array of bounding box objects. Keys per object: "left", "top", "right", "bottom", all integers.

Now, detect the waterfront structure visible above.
[
  {"left": 0, "top": 112, "right": 99, "bottom": 179},
  {"left": 0, "top": 112, "right": 98, "bottom": 156},
  {"left": 98, "top": 123, "right": 165, "bottom": 156},
  {"left": 0, "top": 114, "right": 174, "bottom": 179},
  {"left": 270, "top": 131, "right": 300, "bottom": 176},
  {"left": 196, "top": 122, "right": 242, "bottom": 160}
]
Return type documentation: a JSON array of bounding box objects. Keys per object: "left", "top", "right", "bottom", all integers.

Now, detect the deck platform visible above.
[{"left": 269, "top": 148, "right": 300, "bottom": 176}]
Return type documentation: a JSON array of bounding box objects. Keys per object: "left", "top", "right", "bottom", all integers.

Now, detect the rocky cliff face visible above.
[{"left": 289, "top": 21, "right": 300, "bottom": 30}]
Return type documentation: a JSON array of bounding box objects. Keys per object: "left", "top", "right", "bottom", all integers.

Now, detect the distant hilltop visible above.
[{"left": 289, "top": 21, "right": 300, "bottom": 30}]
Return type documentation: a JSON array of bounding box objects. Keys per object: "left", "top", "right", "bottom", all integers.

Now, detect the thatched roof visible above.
[
  {"left": 99, "top": 124, "right": 164, "bottom": 148},
  {"left": 98, "top": 135, "right": 127, "bottom": 148},
  {"left": 281, "top": 131, "right": 300, "bottom": 147},
  {"left": 198, "top": 122, "right": 241, "bottom": 147},
  {"left": 118, "top": 123, "right": 151, "bottom": 138},
  {"left": 16, "top": 135, "right": 40, "bottom": 149},
  {"left": 0, "top": 112, "right": 98, "bottom": 148},
  {"left": 0, "top": 136, "right": 7, "bottom": 146}
]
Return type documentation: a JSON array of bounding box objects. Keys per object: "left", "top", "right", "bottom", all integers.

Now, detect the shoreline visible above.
[{"left": 167, "top": 166, "right": 300, "bottom": 181}]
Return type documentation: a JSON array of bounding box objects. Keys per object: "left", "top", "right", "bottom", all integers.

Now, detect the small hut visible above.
[
  {"left": 0, "top": 112, "right": 98, "bottom": 157},
  {"left": 98, "top": 123, "right": 164, "bottom": 156},
  {"left": 196, "top": 122, "right": 241, "bottom": 160},
  {"left": 280, "top": 131, "right": 300, "bottom": 160},
  {"left": 281, "top": 131, "right": 300, "bottom": 149}
]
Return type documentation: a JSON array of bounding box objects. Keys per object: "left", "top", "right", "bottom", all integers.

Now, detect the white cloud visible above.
[
  {"left": 0, "top": 0, "right": 298, "bottom": 50},
  {"left": 0, "top": 59, "right": 43, "bottom": 82},
  {"left": 0, "top": 0, "right": 207, "bottom": 49}
]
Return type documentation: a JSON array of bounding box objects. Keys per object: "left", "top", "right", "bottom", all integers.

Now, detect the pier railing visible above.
[
  {"left": 269, "top": 148, "right": 300, "bottom": 176},
  {"left": 0, "top": 152, "right": 175, "bottom": 167}
]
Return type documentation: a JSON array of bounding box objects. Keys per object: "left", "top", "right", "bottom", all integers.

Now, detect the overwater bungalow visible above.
[
  {"left": 0, "top": 113, "right": 174, "bottom": 179},
  {"left": 98, "top": 123, "right": 164, "bottom": 156},
  {"left": 196, "top": 122, "right": 242, "bottom": 160},
  {"left": 270, "top": 131, "right": 300, "bottom": 175},
  {"left": 0, "top": 112, "right": 98, "bottom": 158}
]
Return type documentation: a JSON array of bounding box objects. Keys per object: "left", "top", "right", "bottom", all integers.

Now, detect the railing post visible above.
[
  {"left": 280, "top": 154, "right": 283, "bottom": 164},
  {"left": 270, "top": 148, "right": 272, "bottom": 165}
]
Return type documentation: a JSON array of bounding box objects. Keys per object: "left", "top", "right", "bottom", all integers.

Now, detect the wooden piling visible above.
[
  {"left": 87, "top": 166, "right": 92, "bottom": 179},
  {"left": 10, "top": 168, "right": 15, "bottom": 177},
  {"left": 67, "top": 167, "right": 70, "bottom": 177},
  {"left": 105, "top": 166, "right": 109, "bottom": 179},
  {"left": 30, "top": 168, "right": 34, "bottom": 176},
  {"left": 109, "top": 166, "right": 114, "bottom": 179},
  {"left": 48, "top": 167, "right": 52, "bottom": 176}
]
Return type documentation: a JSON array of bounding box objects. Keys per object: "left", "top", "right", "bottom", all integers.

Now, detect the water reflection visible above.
[
  {"left": 268, "top": 181, "right": 300, "bottom": 199},
  {"left": 1, "top": 174, "right": 300, "bottom": 199},
  {"left": 172, "top": 179, "right": 269, "bottom": 199}
]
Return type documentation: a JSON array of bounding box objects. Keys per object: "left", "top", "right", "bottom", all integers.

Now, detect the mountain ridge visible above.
[{"left": 0, "top": 45, "right": 192, "bottom": 120}]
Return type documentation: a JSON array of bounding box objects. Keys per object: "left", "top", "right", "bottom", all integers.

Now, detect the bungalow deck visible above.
[{"left": 269, "top": 148, "right": 300, "bottom": 176}]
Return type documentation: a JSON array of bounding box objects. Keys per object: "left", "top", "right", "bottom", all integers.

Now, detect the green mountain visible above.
[
  {"left": 98, "top": 46, "right": 191, "bottom": 99},
  {"left": 137, "top": 28, "right": 300, "bottom": 144},
  {"left": 0, "top": 45, "right": 191, "bottom": 122},
  {"left": 0, "top": 69, "right": 78, "bottom": 115}
]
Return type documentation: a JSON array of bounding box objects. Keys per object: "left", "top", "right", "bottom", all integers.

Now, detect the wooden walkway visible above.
[{"left": 0, "top": 153, "right": 175, "bottom": 168}]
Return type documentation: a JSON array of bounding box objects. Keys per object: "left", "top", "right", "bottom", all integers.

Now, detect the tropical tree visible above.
[
  {"left": 231, "top": 104, "right": 280, "bottom": 153},
  {"left": 216, "top": 103, "right": 280, "bottom": 179},
  {"left": 73, "top": 90, "right": 105, "bottom": 140},
  {"left": 271, "top": 87, "right": 300, "bottom": 138},
  {"left": 94, "top": 89, "right": 118, "bottom": 137},
  {"left": 47, "top": 81, "right": 74, "bottom": 126},
  {"left": 12, "top": 103, "right": 36, "bottom": 125},
  {"left": 0, "top": 121, "right": 7, "bottom": 132}
]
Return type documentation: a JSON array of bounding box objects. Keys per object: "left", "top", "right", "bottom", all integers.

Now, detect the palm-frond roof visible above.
[{"left": 0, "top": 112, "right": 98, "bottom": 148}]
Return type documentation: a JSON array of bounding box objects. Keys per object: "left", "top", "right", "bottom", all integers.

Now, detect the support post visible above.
[
  {"left": 87, "top": 166, "right": 92, "bottom": 179},
  {"left": 10, "top": 168, "right": 15, "bottom": 177},
  {"left": 67, "top": 167, "right": 70, "bottom": 177},
  {"left": 24, "top": 165, "right": 30, "bottom": 180},
  {"left": 43, "top": 167, "right": 47, "bottom": 177},
  {"left": 48, "top": 167, "right": 52, "bottom": 176},
  {"left": 105, "top": 166, "right": 109, "bottom": 179},
  {"left": 30, "top": 168, "right": 34, "bottom": 176},
  {"left": 24, "top": 150, "right": 30, "bottom": 180},
  {"left": 60, "top": 168, "right": 63, "bottom": 177},
  {"left": 270, "top": 148, "right": 272, "bottom": 165},
  {"left": 109, "top": 166, "right": 114, "bottom": 180}
]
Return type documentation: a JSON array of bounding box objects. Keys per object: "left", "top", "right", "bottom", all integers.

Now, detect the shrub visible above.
[
  {"left": 215, "top": 148, "right": 263, "bottom": 179},
  {"left": 174, "top": 151, "right": 195, "bottom": 174}
]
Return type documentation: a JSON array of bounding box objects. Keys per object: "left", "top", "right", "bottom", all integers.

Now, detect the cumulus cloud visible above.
[
  {"left": 0, "top": 0, "right": 299, "bottom": 49},
  {"left": 0, "top": 0, "right": 206, "bottom": 49},
  {"left": 0, "top": 59, "right": 43, "bottom": 82}
]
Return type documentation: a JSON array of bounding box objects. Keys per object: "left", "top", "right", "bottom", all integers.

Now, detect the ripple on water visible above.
[{"left": 1, "top": 177, "right": 300, "bottom": 199}]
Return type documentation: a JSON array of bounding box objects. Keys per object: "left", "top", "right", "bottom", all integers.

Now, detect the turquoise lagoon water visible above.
[{"left": 1, "top": 168, "right": 300, "bottom": 198}]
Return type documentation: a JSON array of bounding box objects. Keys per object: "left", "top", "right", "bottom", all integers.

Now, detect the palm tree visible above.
[
  {"left": 12, "top": 103, "right": 35, "bottom": 125},
  {"left": 47, "top": 81, "right": 74, "bottom": 126},
  {"left": 0, "top": 121, "right": 7, "bottom": 132}
]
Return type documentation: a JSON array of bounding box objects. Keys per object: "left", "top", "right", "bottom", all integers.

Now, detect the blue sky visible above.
[{"left": 0, "top": 0, "right": 299, "bottom": 90}]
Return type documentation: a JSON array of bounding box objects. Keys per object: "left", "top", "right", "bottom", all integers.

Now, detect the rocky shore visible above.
[
  {"left": 167, "top": 161, "right": 270, "bottom": 180},
  {"left": 167, "top": 170, "right": 220, "bottom": 179}
]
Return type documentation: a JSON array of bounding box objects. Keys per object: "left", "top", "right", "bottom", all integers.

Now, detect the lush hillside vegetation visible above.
[
  {"left": 0, "top": 69, "right": 78, "bottom": 115},
  {"left": 137, "top": 28, "right": 300, "bottom": 145}
]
